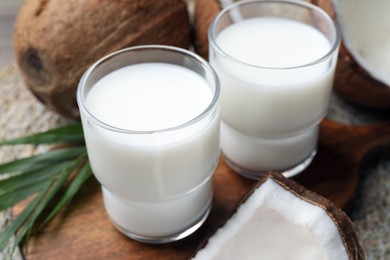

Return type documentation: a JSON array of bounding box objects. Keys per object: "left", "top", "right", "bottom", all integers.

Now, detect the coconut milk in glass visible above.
[
  {"left": 77, "top": 46, "right": 220, "bottom": 243},
  {"left": 209, "top": 0, "right": 340, "bottom": 179}
]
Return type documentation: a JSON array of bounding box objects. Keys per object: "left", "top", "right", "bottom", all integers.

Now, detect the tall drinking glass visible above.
[
  {"left": 77, "top": 45, "right": 220, "bottom": 243},
  {"left": 209, "top": 0, "right": 340, "bottom": 179}
]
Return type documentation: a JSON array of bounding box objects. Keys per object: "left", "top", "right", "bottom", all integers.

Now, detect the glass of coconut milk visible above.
[
  {"left": 77, "top": 45, "right": 220, "bottom": 243},
  {"left": 209, "top": 0, "right": 340, "bottom": 179}
]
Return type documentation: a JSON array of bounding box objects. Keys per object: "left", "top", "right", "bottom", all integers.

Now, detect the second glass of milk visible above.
[
  {"left": 77, "top": 46, "right": 220, "bottom": 243},
  {"left": 209, "top": 0, "right": 340, "bottom": 179}
]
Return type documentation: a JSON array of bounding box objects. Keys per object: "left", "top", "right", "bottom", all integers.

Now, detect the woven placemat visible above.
[
  {"left": 0, "top": 64, "right": 389, "bottom": 259},
  {"left": 0, "top": 64, "right": 69, "bottom": 260}
]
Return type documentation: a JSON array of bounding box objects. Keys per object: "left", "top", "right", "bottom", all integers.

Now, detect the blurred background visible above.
[{"left": 0, "top": 0, "right": 24, "bottom": 68}]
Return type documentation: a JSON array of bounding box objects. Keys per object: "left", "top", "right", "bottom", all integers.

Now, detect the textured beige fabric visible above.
[{"left": 0, "top": 64, "right": 69, "bottom": 259}]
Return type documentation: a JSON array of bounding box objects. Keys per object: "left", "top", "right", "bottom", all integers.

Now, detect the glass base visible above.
[
  {"left": 111, "top": 200, "right": 212, "bottom": 244},
  {"left": 223, "top": 149, "right": 317, "bottom": 180}
]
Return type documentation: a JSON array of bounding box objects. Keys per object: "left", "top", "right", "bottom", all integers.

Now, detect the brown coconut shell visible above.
[
  {"left": 14, "top": 0, "right": 191, "bottom": 119},
  {"left": 194, "top": 0, "right": 222, "bottom": 59},
  {"left": 194, "top": 0, "right": 390, "bottom": 109},
  {"left": 192, "top": 171, "right": 365, "bottom": 260}
]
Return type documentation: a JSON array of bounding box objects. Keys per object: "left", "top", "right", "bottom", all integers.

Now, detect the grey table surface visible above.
[{"left": 0, "top": 0, "right": 23, "bottom": 68}]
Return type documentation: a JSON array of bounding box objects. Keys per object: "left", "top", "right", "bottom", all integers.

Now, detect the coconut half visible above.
[
  {"left": 333, "top": 0, "right": 390, "bottom": 87},
  {"left": 319, "top": 0, "right": 390, "bottom": 108},
  {"left": 192, "top": 172, "right": 364, "bottom": 260}
]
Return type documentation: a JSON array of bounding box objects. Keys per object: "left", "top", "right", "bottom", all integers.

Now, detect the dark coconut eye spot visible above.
[{"left": 26, "top": 48, "right": 43, "bottom": 71}]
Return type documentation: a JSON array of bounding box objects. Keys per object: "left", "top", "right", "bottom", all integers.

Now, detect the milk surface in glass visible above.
[
  {"left": 80, "top": 62, "right": 220, "bottom": 240},
  {"left": 210, "top": 16, "right": 337, "bottom": 176}
]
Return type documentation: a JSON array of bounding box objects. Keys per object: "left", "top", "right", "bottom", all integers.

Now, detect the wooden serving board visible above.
[{"left": 16, "top": 119, "right": 390, "bottom": 260}]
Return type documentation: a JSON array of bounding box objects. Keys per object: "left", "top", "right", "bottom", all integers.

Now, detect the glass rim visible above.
[
  {"left": 208, "top": 0, "right": 341, "bottom": 70},
  {"left": 77, "top": 45, "right": 220, "bottom": 134}
]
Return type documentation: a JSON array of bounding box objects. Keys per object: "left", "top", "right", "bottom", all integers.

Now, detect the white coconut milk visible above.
[
  {"left": 81, "top": 63, "right": 219, "bottom": 237},
  {"left": 210, "top": 17, "right": 336, "bottom": 172}
]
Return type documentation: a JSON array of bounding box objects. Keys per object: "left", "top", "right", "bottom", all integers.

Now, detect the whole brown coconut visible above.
[
  {"left": 14, "top": 0, "right": 191, "bottom": 119},
  {"left": 194, "top": 0, "right": 390, "bottom": 109}
]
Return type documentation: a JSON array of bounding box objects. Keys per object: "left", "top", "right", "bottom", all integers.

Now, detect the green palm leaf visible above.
[
  {"left": 0, "top": 124, "right": 90, "bottom": 253},
  {"left": 0, "top": 147, "right": 86, "bottom": 176},
  {"left": 0, "top": 161, "right": 71, "bottom": 196},
  {"left": 0, "top": 123, "right": 84, "bottom": 146},
  {"left": 0, "top": 181, "right": 51, "bottom": 251},
  {"left": 42, "top": 161, "right": 92, "bottom": 226},
  {"left": 0, "top": 161, "right": 75, "bottom": 211}
]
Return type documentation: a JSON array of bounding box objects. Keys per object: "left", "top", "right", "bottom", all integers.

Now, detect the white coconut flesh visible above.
[
  {"left": 333, "top": 0, "right": 390, "bottom": 86},
  {"left": 193, "top": 179, "right": 349, "bottom": 260}
]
